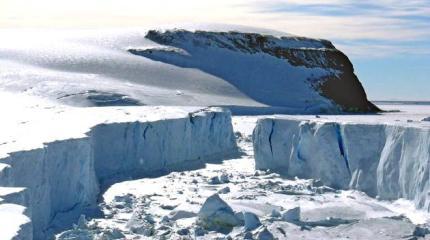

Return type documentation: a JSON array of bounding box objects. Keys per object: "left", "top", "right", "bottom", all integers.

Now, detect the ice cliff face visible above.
[
  {"left": 253, "top": 118, "right": 430, "bottom": 210},
  {"left": 0, "top": 107, "right": 236, "bottom": 240},
  {"left": 130, "top": 29, "right": 379, "bottom": 113}
]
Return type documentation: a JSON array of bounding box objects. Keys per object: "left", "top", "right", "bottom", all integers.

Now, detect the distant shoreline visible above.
[{"left": 373, "top": 101, "right": 430, "bottom": 105}]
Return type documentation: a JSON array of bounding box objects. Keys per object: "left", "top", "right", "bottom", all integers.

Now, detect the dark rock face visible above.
[{"left": 145, "top": 29, "right": 380, "bottom": 113}]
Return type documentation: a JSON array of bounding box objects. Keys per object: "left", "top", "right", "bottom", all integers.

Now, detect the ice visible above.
[
  {"left": 167, "top": 210, "right": 196, "bottom": 221},
  {"left": 0, "top": 27, "right": 375, "bottom": 114},
  {"left": 256, "top": 227, "right": 275, "bottom": 240},
  {"left": 0, "top": 24, "right": 427, "bottom": 240},
  {"left": 253, "top": 110, "right": 430, "bottom": 211},
  {"left": 0, "top": 92, "right": 237, "bottom": 240},
  {"left": 281, "top": 207, "right": 301, "bottom": 222},
  {"left": 51, "top": 113, "right": 430, "bottom": 239},
  {"left": 198, "top": 194, "right": 240, "bottom": 232},
  {"left": 243, "top": 212, "right": 261, "bottom": 231},
  {"left": 218, "top": 186, "right": 231, "bottom": 194},
  {"left": 126, "top": 212, "right": 154, "bottom": 236},
  {"left": 413, "top": 225, "right": 430, "bottom": 237}
]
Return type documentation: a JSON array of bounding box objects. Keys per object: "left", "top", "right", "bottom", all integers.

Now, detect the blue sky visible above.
[
  {"left": 1, "top": 0, "right": 429, "bottom": 100},
  {"left": 249, "top": 0, "right": 430, "bottom": 101}
]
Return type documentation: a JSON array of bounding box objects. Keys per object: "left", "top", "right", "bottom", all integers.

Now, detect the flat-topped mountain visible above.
[
  {"left": 132, "top": 29, "right": 379, "bottom": 113},
  {"left": 0, "top": 27, "right": 379, "bottom": 113}
]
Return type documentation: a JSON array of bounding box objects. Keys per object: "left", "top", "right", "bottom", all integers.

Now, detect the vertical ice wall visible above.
[
  {"left": 0, "top": 108, "right": 236, "bottom": 240},
  {"left": 92, "top": 110, "right": 234, "bottom": 187},
  {"left": 253, "top": 118, "right": 430, "bottom": 210},
  {"left": 0, "top": 139, "right": 98, "bottom": 239}
]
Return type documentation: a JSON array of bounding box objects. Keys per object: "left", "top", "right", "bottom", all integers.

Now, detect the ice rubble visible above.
[
  {"left": 56, "top": 115, "right": 429, "bottom": 240},
  {"left": 253, "top": 116, "right": 430, "bottom": 210},
  {"left": 0, "top": 94, "right": 236, "bottom": 240}
]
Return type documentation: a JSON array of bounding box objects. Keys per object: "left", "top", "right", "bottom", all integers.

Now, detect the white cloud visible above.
[{"left": 0, "top": 0, "right": 428, "bottom": 57}]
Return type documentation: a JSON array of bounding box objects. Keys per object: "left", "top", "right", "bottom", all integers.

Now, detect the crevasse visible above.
[
  {"left": 0, "top": 108, "right": 236, "bottom": 240},
  {"left": 253, "top": 118, "right": 430, "bottom": 210}
]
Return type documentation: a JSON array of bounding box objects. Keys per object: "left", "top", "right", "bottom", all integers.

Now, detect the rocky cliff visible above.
[
  {"left": 136, "top": 29, "right": 379, "bottom": 112},
  {"left": 0, "top": 28, "right": 379, "bottom": 113}
]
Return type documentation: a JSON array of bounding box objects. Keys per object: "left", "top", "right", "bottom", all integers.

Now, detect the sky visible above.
[{"left": 1, "top": 0, "right": 429, "bottom": 100}]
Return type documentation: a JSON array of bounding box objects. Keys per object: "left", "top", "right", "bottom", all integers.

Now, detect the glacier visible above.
[
  {"left": 53, "top": 113, "right": 430, "bottom": 240},
  {"left": 0, "top": 93, "right": 236, "bottom": 240},
  {"left": 0, "top": 25, "right": 428, "bottom": 239},
  {"left": 253, "top": 116, "right": 430, "bottom": 211}
]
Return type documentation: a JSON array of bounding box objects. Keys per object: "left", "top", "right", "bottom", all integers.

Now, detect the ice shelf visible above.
[
  {"left": 0, "top": 93, "right": 237, "bottom": 240},
  {"left": 253, "top": 115, "right": 430, "bottom": 212}
]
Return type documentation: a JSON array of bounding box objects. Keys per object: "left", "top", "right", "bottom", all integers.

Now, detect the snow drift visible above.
[
  {"left": 253, "top": 118, "right": 430, "bottom": 210},
  {"left": 0, "top": 107, "right": 236, "bottom": 240}
]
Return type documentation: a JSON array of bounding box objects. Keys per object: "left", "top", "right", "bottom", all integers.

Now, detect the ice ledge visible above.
[
  {"left": 0, "top": 105, "right": 237, "bottom": 240},
  {"left": 253, "top": 117, "right": 430, "bottom": 211}
]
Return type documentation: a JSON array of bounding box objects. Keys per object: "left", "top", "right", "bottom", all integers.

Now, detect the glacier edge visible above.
[
  {"left": 253, "top": 118, "right": 430, "bottom": 210},
  {"left": 0, "top": 107, "right": 237, "bottom": 240}
]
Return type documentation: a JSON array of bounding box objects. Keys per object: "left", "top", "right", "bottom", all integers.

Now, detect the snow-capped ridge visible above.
[
  {"left": 0, "top": 27, "right": 377, "bottom": 113},
  {"left": 145, "top": 29, "right": 335, "bottom": 52},
  {"left": 135, "top": 29, "right": 379, "bottom": 112}
]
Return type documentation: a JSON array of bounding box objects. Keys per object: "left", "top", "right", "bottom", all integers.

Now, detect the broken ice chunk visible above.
[
  {"left": 244, "top": 212, "right": 261, "bottom": 231},
  {"left": 198, "top": 194, "right": 240, "bottom": 232},
  {"left": 281, "top": 207, "right": 300, "bottom": 222}
]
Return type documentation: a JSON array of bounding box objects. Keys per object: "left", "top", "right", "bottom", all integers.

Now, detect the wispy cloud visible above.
[
  {"left": 1, "top": 0, "right": 428, "bottom": 57},
  {"left": 242, "top": 0, "right": 430, "bottom": 57}
]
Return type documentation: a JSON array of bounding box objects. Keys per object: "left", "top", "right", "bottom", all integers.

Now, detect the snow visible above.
[
  {"left": 0, "top": 24, "right": 428, "bottom": 240},
  {"left": 0, "top": 27, "right": 346, "bottom": 114},
  {"left": 253, "top": 104, "right": 430, "bottom": 211},
  {"left": 0, "top": 91, "right": 236, "bottom": 240},
  {"left": 0, "top": 204, "right": 32, "bottom": 240},
  {"left": 1, "top": 86, "right": 429, "bottom": 240},
  {"left": 54, "top": 111, "right": 430, "bottom": 239}
]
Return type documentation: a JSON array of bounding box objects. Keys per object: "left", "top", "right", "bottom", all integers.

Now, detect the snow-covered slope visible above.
[
  {"left": 0, "top": 26, "right": 377, "bottom": 114},
  {"left": 0, "top": 92, "right": 236, "bottom": 240},
  {"left": 134, "top": 29, "right": 378, "bottom": 113},
  {"left": 253, "top": 114, "right": 430, "bottom": 211}
]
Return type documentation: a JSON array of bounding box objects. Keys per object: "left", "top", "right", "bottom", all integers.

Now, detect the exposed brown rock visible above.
[{"left": 145, "top": 29, "right": 380, "bottom": 113}]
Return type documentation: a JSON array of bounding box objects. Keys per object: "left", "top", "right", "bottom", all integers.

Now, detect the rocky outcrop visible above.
[{"left": 141, "top": 29, "right": 379, "bottom": 113}]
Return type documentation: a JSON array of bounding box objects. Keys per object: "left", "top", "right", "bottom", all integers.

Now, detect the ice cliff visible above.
[
  {"left": 253, "top": 117, "right": 430, "bottom": 210},
  {"left": 0, "top": 104, "right": 236, "bottom": 240}
]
